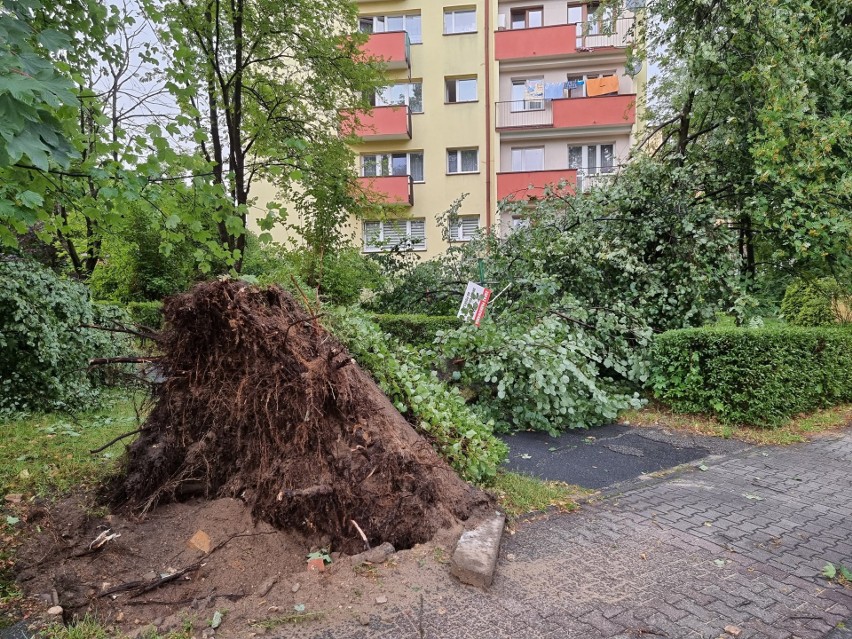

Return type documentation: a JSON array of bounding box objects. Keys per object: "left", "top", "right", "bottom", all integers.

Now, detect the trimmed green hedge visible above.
[
  {"left": 127, "top": 301, "right": 164, "bottom": 329},
  {"left": 370, "top": 313, "right": 459, "bottom": 346},
  {"left": 650, "top": 327, "right": 852, "bottom": 426}
]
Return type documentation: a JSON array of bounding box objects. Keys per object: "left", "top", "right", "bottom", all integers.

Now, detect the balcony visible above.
[
  {"left": 357, "top": 175, "right": 414, "bottom": 206},
  {"left": 494, "top": 17, "right": 633, "bottom": 62},
  {"left": 495, "top": 24, "right": 577, "bottom": 62},
  {"left": 553, "top": 94, "right": 635, "bottom": 128},
  {"left": 497, "top": 169, "right": 577, "bottom": 201},
  {"left": 360, "top": 31, "right": 410, "bottom": 70},
  {"left": 495, "top": 95, "right": 636, "bottom": 131},
  {"left": 344, "top": 105, "right": 411, "bottom": 141}
]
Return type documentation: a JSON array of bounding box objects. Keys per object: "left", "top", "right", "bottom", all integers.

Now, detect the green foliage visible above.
[
  {"left": 0, "top": 258, "right": 129, "bottom": 414},
  {"left": 126, "top": 301, "right": 164, "bottom": 329},
  {"left": 650, "top": 326, "right": 852, "bottom": 426},
  {"left": 781, "top": 278, "right": 849, "bottom": 327},
  {"left": 370, "top": 313, "right": 458, "bottom": 347},
  {"left": 328, "top": 308, "right": 507, "bottom": 484},
  {"left": 436, "top": 314, "right": 646, "bottom": 435},
  {"left": 242, "top": 240, "right": 383, "bottom": 306}
]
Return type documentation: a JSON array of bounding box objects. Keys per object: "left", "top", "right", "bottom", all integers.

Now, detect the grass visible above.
[
  {"left": 39, "top": 615, "right": 195, "bottom": 639},
  {"left": 491, "top": 471, "right": 591, "bottom": 519},
  {"left": 251, "top": 611, "right": 326, "bottom": 629},
  {"left": 0, "top": 390, "right": 146, "bottom": 630},
  {"left": 0, "top": 390, "right": 146, "bottom": 497},
  {"left": 620, "top": 401, "right": 852, "bottom": 445}
]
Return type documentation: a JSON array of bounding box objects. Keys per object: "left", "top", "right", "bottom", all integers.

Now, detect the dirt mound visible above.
[{"left": 111, "top": 280, "right": 491, "bottom": 552}]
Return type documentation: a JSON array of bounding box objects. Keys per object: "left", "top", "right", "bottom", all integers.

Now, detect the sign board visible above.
[{"left": 457, "top": 282, "right": 492, "bottom": 327}]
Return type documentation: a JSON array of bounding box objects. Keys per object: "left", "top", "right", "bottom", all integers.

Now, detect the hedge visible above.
[
  {"left": 127, "top": 301, "right": 164, "bottom": 329},
  {"left": 369, "top": 313, "right": 459, "bottom": 346},
  {"left": 650, "top": 326, "right": 852, "bottom": 426}
]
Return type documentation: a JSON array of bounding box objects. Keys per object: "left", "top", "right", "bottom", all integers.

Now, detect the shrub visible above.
[
  {"left": 126, "top": 301, "right": 164, "bottom": 329},
  {"left": 0, "top": 259, "right": 130, "bottom": 414},
  {"left": 436, "top": 313, "right": 647, "bottom": 435},
  {"left": 650, "top": 326, "right": 852, "bottom": 426},
  {"left": 780, "top": 277, "right": 850, "bottom": 326},
  {"left": 328, "top": 308, "right": 507, "bottom": 484},
  {"left": 370, "top": 313, "right": 459, "bottom": 346}
]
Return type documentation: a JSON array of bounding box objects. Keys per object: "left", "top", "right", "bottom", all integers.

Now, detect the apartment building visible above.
[{"left": 258, "top": 0, "right": 644, "bottom": 259}]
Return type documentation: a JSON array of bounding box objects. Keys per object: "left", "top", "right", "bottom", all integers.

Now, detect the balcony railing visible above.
[
  {"left": 495, "top": 23, "right": 577, "bottom": 61},
  {"left": 574, "top": 17, "right": 634, "bottom": 50},
  {"left": 356, "top": 175, "right": 414, "bottom": 206},
  {"left": 344, "top": 105, "right": 412, "bottom": 141},
  {"left": 360, "top": 31, "right": 410, "bottom": 70},
  {"left": 497, "top": 169, "right": 577, "bottom": 201},
  {"left": 495, "top": 100, "right": 554, "bottom": 129},
  {"left": 496, "top": 94, "right": 636, "bottom": 130}
]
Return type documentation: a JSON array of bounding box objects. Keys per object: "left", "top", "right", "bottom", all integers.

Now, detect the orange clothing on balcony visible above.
[{"left": 585, "top": 75, "right": 619, "bottom": 97}]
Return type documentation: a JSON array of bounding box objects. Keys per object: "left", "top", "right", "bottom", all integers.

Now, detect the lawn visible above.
[{"left": 621, "top": 402, "right": 852, "bottom": 445}]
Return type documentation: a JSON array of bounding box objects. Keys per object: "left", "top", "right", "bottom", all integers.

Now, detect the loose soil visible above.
[{"left": 12, "top": 494, "right": 464, "bottom": 638}]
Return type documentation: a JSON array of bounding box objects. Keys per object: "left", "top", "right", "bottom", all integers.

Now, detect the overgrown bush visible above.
[
  {"left": 0, "top": 259, "right": 130, "bottom": 414},
  {"left": 243, "top": 240, "right": 383, "bottom": 306},
  {"left": 328, "top": 308, "right": 507, "bottom": 484},
  {"left": 371, "top": 313, "right": 458, "bottom": 346},
  {"left": 650, "top": 326, "right": 852, "bottom": 426},
  {"left": 781, "top": 278, "right": 850, "bottom": 326}
]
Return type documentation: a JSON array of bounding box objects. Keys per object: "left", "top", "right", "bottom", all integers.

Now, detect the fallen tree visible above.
[{"left": 110, "top": 280, "right": 492, "bottom": 552}]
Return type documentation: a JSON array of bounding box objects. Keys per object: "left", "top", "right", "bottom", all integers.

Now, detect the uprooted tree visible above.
[{"left": 109, "top": 280, "right": 493, "bottom": 552}]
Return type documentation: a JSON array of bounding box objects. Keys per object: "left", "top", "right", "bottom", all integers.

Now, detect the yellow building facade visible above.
[{"left": 253, "top": 0, "right": 646, "bottom": 259}]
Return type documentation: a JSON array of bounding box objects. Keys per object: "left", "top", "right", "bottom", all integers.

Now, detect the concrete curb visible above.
[{"left": 450, "top": 512, "right": 506, "bottom": 588}]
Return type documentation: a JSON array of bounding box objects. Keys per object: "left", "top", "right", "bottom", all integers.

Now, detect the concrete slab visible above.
[{"left": 450, "top": 513, "right": 505, "bottom": 588}]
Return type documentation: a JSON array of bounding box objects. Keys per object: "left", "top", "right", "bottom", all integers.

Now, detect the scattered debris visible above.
[
  {"left": 188, "top": 530, "right": 212, "bottom": 554},
  {"left": 375, "top": 595, "right": 387, "bottom": 605},
  {"left": 256, "top": 575, "right": 278, "bottom": 597},
  {"left": 47, "top": 606, "right": 63, "bottom": 616},
  {"left": 291, "top": 582, "right": 301, "bottom": 593},
  {"left": 351, "top": 542, "right": 395, "bottom": 566},
  {"left": 724, "top": 624, "right": 742, "bottom": 637},
  {"left": 4, "top": 493, "right": 23, "bottom": 504},
  {"left": 211, "top": 610, "right": 223, "bottom": 629},
  {"left": 451, "top": 513, "right": 506, "bottom": 588},
  {"left": 307, "top": 558, "right": 325, "bottom": 572}
]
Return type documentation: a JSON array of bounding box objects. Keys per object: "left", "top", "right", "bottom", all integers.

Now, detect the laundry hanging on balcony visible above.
[
  {"left": 585, "top": 75, "right": 619, "bottom": 97},
  {"left": 564, "top": 79, "right": 585, "bottom": 90},
  {"left": 524, "top": 80, "right": 544, "bottom": 100}
]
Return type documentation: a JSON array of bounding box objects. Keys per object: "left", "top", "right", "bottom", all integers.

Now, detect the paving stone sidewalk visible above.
[{"left": 298, "top": 431, "right": 852, "bottom": 639}]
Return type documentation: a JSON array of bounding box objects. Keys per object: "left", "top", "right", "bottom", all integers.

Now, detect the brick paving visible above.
[{"left": 295, "top": 431, "right": 852, "bottom": 639}]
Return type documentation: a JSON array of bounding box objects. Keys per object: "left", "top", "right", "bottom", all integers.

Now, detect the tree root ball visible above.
[{"left": 110, "top": 280, "right": 493, "bottom": 552}]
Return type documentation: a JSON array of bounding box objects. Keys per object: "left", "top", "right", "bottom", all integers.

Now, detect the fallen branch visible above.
[
  {"left": 89, "top": 356, "right": 160, "bottom": 366},
  {"left": 97, "top": 531, "right": 279, "bottom": 599},
  {"left": 350, "top": 519, "right": 370, "bottom": 551}
]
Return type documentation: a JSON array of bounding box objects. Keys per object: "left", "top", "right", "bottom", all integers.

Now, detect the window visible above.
[
  {"left": 510, "top": 216, "right": 530, "bottom": 231},
  {"left": 567, "top": 143, "right": 615, "bottom": 174},
  {"left": 363, "top": 219, "right": 426, "bottom": 252},
  {"left": 511, "top": 147, "right": 544, "bottom": 172},
  {"left": 511, "top": 78, "right": 543, "bottom": 111},
  {"left": 510, "top": 7, "right": 543, "bottom": 29},
  {"left": 446, "top": 77, "right": 477, "bottom": 103},
  {"left": 372, "top": 82, "right": 423, "bottom": 113},
  {"left": 359, "top": 14, "right": 422, "bottom": 44},
  {"left": 450, "top": 215, "right": 480, "bottom": 241},
  {"left": 361, "top": 152, "right": 424, "bottom": 182},
  {"left": 444, "top": 8, "right": 476, "bottom": 34},
  {"left": 447, "top": 148, "right": 479, "bottom": 174}
]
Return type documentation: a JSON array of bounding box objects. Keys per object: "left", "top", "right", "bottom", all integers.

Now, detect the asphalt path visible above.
[{"left": 500, "top": 423, "right": 748, "bottom": 488}]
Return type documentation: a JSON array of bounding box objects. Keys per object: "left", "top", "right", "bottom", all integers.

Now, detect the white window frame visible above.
[
  {"left": 374, "top": 81, "right": 423, "bottom": 113},
  {"left": 511, "top": 146, "right": 545, "bottom": 172},
  {"left": 450, "top": 215, "right": 480, "bottom": 241},
  {"left": 510, "top": 78, "right": 544, "bottom": 111},
  {"left": 445, "top": 77, "right": 478, "bottom": 103},
  {"left": 360, "top": 14, "right": 423, "bottom": 44},
  {"left": 444, "top": 8, "right": 477, "bottom": 34},
  {"left": 447, "top": 148, "right": 479, "bottom": 174},
  {"left": 567, "top": 143, "right": 616, "bottom": 175},
  {"left": 363, "top": 219, "right": 427, "bottom": 253},
  {"left": 361, "top": 152, "right": 425, "bottom": 183}
]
